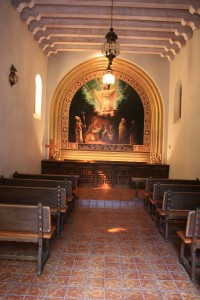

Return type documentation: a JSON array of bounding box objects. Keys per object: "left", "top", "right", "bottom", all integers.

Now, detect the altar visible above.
[{"left": 41, "top": 160, "right": 170, "bottom": 188}]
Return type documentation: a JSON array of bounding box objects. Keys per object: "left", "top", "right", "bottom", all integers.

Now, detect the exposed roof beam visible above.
[{"left": 11, "top": 0, "right": 200, "bottom": 60}]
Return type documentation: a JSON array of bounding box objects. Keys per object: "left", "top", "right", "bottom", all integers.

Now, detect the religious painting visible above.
[
  {"left": 52, "top": 58, "right": 163, "bottom": 162},
  {"left": 68, "top": 78, "right": 144, "bottom": 150}
]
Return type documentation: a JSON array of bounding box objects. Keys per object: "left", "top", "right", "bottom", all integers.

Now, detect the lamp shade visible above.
[{"left": 101, "top": 28, "right": 120, "bottom": 66}]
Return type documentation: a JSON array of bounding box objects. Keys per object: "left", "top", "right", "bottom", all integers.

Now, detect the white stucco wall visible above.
[
  {"left": 0, "top": 1, "right": 48, "bottom": 176},
  {"left": 167, "top": 29, "right": 200, "bottom": 178}
]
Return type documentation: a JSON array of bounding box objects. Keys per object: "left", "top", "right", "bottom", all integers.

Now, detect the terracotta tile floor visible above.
[
  {"left": 0, "top": 187, "right": 200, "bottom": 299},
  {"left": 76, "top": 187, "right": 136, "bottom": 202}
]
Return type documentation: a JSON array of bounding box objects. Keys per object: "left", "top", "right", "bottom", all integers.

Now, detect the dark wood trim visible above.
[{"left": 41, "top": 160, "right": 170, "bottom": 188}]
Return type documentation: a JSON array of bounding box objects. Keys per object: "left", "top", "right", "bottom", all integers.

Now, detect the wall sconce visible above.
[{"left": 9, "top": 65, "right": 18, "bottom": 87}]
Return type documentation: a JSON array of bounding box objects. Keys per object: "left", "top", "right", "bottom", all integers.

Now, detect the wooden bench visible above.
[
  {"left": 145, "top": 177, "right": 200, "bottom": 211},
  {"left": 149, "top": 183, "right": 200, "bottom": 218},
  {"left": 0, "top": 185, "right": 66, "bottom": 238},
  {"left": 156, "top": 191, "right": 200, "bottom": 242},
  {"left": 13, "top": 171, "right": 79, "bottom": 195},
  {"left": 177, "top": 208, "right": 200, "bottom": 282},
  {"left": 0, "top": 203, "right": 56, "bottom": 276},
  {"left": 0, "top": 176, "right": 73, "bottom": 214}
]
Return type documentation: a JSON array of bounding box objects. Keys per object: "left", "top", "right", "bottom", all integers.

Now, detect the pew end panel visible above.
[
  {"left": 65, "top": 180, "right": 76, "bottom": 214},
  {"left": 177, "top": 208, "right": 200, "bottom": 282}
]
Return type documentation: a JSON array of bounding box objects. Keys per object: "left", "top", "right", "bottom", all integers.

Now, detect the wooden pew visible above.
[
  {"left": 0, "top": 176, "right": 73, "bottom": 214},
  {"left": 156, "top": 191, "right": 200, "bottom": 242},
  {"left": 0, "top": 203, "right": 56, "bottom": 275},
  {"left": 149, "top": 183, "right": 200, "bottom": 218},
  {"left": 13, "top": 171, "right": 79, "bottom": 195},
  {"left": 0, "top": 185, "right": 66, "bottom": 238},
  {"left": 145, "top": 177, "right": 200, "bottom": 211},
  {"left": 177, "top": 208, "right": 200, "bottom": 282}
]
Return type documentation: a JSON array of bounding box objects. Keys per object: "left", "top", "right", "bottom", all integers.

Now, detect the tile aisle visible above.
[{"left": 0, "top": 188, "right": 199, "bottom": 299}]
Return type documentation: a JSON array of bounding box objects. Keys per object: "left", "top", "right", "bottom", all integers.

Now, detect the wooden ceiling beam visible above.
[
  {"left": 11, "top": 0, "right": 200, "bottom": 60},
  {"left": 12, "top": 0, "right": 200, "bottom": 11}
]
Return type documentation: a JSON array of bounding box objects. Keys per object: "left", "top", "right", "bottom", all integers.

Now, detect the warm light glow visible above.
[
  {"left": 103, "top": 71, "right": 115, "bottom": 87},
  {"left": 34, "top": 74, "right": 42, "bottom": 119},
  {"left": 107, "top": 228, "right": 127, "bottom": 233},
  {"left": 102, "top": 183, "right": 111, "bottom": 189},
  {"left": 93, "top": 186, "right": 111, "bottom": 190}
]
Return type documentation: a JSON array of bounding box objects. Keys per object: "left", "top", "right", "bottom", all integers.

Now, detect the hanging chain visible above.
[{"left": 110, "top": 0, "right": 114, "bottom": 28}]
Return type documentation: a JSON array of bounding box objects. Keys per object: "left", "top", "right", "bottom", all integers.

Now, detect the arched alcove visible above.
[{"left": 50, "top": 57, "right": 163, "bottom": 163}]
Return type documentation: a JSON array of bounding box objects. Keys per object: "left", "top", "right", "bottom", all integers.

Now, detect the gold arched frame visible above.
[{"left": 50, "top": 57, "right": 163, "bottom": 163}]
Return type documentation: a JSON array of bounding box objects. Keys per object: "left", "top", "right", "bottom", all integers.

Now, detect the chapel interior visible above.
[{"left": 0, "top": 1, "right": 200, "bottom": 299}]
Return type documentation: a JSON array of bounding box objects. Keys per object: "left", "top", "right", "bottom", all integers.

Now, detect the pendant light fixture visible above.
[
  {"left": 102, "top": 64, "right": 115, "bottom": 90},
  {"left": 101, "top": 0, "right": 120, "bottom": 89}
]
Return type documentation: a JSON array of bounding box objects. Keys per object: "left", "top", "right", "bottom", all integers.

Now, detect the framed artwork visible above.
[
  {"left": 68, "top": 78, "right": 144, "bottom": 151},
  {"left": 51, "top": 57, "right": 163, "bottom": 163}
]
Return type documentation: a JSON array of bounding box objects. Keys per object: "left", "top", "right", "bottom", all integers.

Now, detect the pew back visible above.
[
  {"left": 153, "top": 184, "right": 200, "bottom": 207},
  {"left": 13, "top": 171, "right": 78, "bottom": 193},
  {"left": 146, "top": 177, "right": 200, "bottom": 196},
  {"left": 162, "top": 191, "right": 200, "bottom": 211},
  {"left": 1, "top": 176, "right": 66, "bottom": 189},
  {"left": 0, "top": 185, "right": 66, "bottom": 208},
  {"left": 0, "top": 185, "right": 66, "bottom": 237},
  {"left": 1, "top": 176, "right": 73, "bottom": 202},
  {"left": 157, "top": 191, "right": 200, "bottom": 242},
  {"left": 0, "top": 203, "right": 51, "bottom": 234},
  {"left": 0, "top": 203, "right": 55, "bottom": 275},
  {"left": 145, "top": 177, "right": 200, "bottom": 212}
]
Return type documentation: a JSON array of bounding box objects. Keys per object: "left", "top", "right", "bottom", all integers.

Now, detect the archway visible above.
[{"left": 50, "top": 57, "right": 163, "bottom": 163}]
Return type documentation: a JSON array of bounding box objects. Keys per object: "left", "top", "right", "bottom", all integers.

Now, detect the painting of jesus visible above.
[{"left": 68, "top": 78, "right": 144, "bottom": 147}]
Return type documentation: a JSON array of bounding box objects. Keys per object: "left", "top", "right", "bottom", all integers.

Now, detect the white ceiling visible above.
[{"left": 12, "top": 0, "right": 200, "bottom": 61}]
